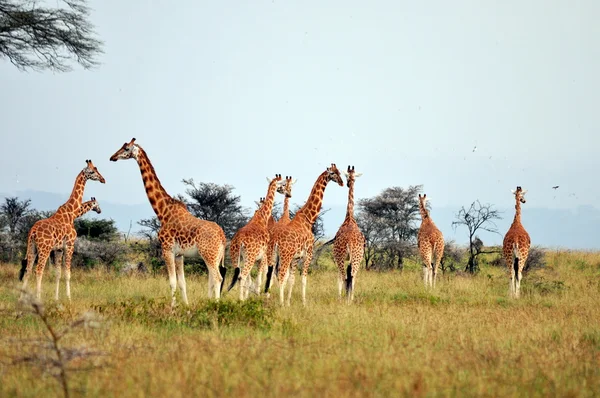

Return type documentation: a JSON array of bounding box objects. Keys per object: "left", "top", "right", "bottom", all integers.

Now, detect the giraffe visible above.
[
  {"left": 417, "top": 193, "right": 445, "bottom": 289},
  {"left": 331, "top": 165, "right": 365, "bottom": 303},
  {"left": 109, "top": 138, "right": 227, "bottom": 307},
  {"left": 20, "top": 160, "right": 106, "bottom": 302},
  {"left": 19, "top": 197, "right": 103, "bottom": 299},
  {"left": 227, "top": 174, "right": 286, "bottom": 300},
  {"left": 502, "top": 186, "right": 531, "bottom": 299},
  {"left": 265, "top": 164, "right": 344, "bottom": 306},
  {"left": 264, "top": 175, "right": 296, "bottom": 291}
]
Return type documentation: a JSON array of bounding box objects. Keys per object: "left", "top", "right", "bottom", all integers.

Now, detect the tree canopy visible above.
[{"left": 0, "top": 0, "right": 103, "bottom": 72}]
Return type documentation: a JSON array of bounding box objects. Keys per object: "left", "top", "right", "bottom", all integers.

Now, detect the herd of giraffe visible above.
[{"left": 18, "top": 138, "right": 531, "bottom": 307}]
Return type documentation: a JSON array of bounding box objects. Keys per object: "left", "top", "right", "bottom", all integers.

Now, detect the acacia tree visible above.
[
  {"left": 0, "top": 0, "right": 103, "bottom": 71},
  {"left": 0, "top": 196, "right": 31, "bottom": 235},
  {"left": 181, "top": 179, "right": 249, "bottom": 239},
  {"left": 451, "top": 200, "right": 502, "bottom": 273},
  {"left": 356, "top": 185, "right": 422, "bottom": 270}
]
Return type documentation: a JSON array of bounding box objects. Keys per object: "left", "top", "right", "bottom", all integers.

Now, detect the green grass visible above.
[{"left": 1, "top": 250, "right": 599, "bottom": 397}]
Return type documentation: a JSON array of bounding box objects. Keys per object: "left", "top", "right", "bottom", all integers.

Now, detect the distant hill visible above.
[{"left": 2, "top": 190, "right": 599, "bottom": 250}]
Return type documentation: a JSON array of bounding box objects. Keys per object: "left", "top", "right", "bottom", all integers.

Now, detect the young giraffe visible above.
[
  {"left": 110, "top": 138, "right": 227, "bottom": 308},
  {"left": 227, "top": 174, "right": 286, "bottom": 300},
  {"left": 19, "top": 197, "right": 103, "bottom": 299},
  {"left": 265, "top": 164, "right": 344, "bottom": 306},
  {"left": 417, "top": 193, "right": 445, "bottom": 289},
  {"left": 332, "top": 165, "right": 365, "bottom": 303},
  {"left": 20, "top": 160, "right": 106, "bottom": 302},
  {"left": 502, "top": 186, "right": 531, "bottom": 299}
]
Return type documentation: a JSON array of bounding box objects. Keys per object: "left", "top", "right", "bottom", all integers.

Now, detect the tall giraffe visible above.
[
  {"left": 20, "top": 160, "right": 106, "bottom": 302},
  {"left": 502, "top": 186, "right": 531, "bottom": 298},
  {"left": 227, "top": 174, "right": 286, "bottom": 300},
  {"left": 265, "top": 164, "right": 343, "bottom": 306},
  {"left": 110, "top": 138, "right": 227, "bottom": 307},
  {"left": 19, "top": 197, "right": 103, "bottom": 299},
  {"left": 331, "top": 165, "right": 365, "bottom": 303},
  {"left": 417, "top": 193, "right": 444, "bottom": 289}
]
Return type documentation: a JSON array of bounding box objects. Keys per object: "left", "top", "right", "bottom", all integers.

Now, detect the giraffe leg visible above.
[
  {"left": 287, "top": 264, "right": 297, "bottom": 307},
  {"left": 207, "top": 267, "right": 214, "bottom": 299},
  {"left": 277, "top": 256, "right": 292, "bottom": 307},
  {"left": 211, "top": 245, "right": 225, "bottom": 300},
  {"left": 301, "top": 245, "right": 314, "bottom": 307},
  {"left": 333, "top": 247, "right": 345, "bottom": 300},
  {"left": 175, "top": 255, "right": 189, "bottom": 306},
  {"left": 240, "top": 249, "right": 258, "bottom": 301},
  {"left": 433, "top": 241, "right": 443, "bottom": 290},
  {"left": 256, "top": 254, "right": 268, "bottom": 297},
  {"left": 20, "top": 239, "right": 38, "bottom": 302},
  {"left": 348, "top": 251, "right": 363, "bottom": 304},
  {"left": 54, "top": 249, "right": 64, "bottom": 301},
  {"left": 161, "top": 246, "right": 178, "bottom": 308},
  {"left": 34, "top": 249, "right": 52, "bottom": 301},
  {"left": 63, "top": 244, "right": 75, "bottom": 301}
]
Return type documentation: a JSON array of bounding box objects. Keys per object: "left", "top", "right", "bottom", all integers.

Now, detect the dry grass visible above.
[{"left": 1, "top": 250, "right": 599, "bottom": 397}]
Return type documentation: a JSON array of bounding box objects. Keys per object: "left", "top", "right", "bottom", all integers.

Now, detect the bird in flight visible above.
[{"left": 552, "top": 186, "right": 559, "bottom": 190}]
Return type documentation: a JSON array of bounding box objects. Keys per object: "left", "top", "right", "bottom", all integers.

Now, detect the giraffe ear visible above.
[
  {"left": 343, "top": 171, "right": 349, "bottom": 178},
  {"left": 291, "top": 178, "right": 297, "bottom": 185},
  {"left": 354, "top": 172, "right": 363, "bottom": 178},
  {"left": 521, "top": 190, "right": 528, "bottom": 195},
  {"left": 266, "top": 176, "right": 273, "bottom": 183},
  {"left": 511, "top": 189, "right": 516, "bottom": 194}
]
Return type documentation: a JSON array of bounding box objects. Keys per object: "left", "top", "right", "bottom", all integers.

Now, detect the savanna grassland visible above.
[{"left": 1, "top": 250, "right": 600, "bottom": 398}]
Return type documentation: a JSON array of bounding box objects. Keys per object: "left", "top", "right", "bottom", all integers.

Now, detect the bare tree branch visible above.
[{"left": 0, "top": 0, "right": 103, "bottom": 72}]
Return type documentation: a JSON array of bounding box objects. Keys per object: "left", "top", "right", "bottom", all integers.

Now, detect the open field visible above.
[{"left": 1, "top": 250, "right": 600, "bottom": 397}]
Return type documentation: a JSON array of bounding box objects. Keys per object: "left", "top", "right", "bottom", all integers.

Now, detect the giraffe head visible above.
[
  {"left": 255, "top": 197, "right": 265, "bottom": 209},
  {"left": 511, "top": 186, "right": 527, "bottom": 204},
  {"left": 83, "top": 160, "right": 106, "bottom": 183},
  {"left": 326, "top": 163, "right": 344, "bottom": 186},
  {"left": 342, "top": 165, "right": 362, "bottom": 187},
  {"left": 266, "top": 174, "right": 286, "bottom": 191},
  {"left": 89, "top": 197, "right": 102, "bottom": 214},
  {"left": 109, "top": 138, "right": 140, "bottom": 162},
  {"left": 281, "top": 176, "right": 297, "bottom": 198}
]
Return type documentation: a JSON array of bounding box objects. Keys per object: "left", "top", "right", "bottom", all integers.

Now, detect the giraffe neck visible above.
[
  {"left": 419, "top": 202, "right": 430, "bottom": 222},
  {"left": 280, "top": 196, "right": 291, "bottom": 222},
  {"left": 136, "top": 147, "right": 173, "bottom": 221},
  {"left": 75, "top": 200, "right": 96, "bottom": 218},
  {"left": 252, "top": 181, "right": 278, "bottom": 227},
  {"left": 344, "top": 179, "right": 356, "bottom": 222},
  {"left": 54, "top": 171, "right": 86, "bottom": 221},
  {"left": 513, "top": 199, "right": 522, "bottom": 225},
  {"left": 293, "top": 171, "right": 329, "bottom": 227}
]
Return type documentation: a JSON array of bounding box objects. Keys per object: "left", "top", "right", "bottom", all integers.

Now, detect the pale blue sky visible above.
[{"left": 1, "top": 0, "right": 598, "bottom": 218}]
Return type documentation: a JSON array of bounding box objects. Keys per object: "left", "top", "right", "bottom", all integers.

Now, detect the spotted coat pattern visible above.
[
  {"left": 502, "top": 186, "right": 531, "bottom": 298},
  {"left": 20, "top": 161, "right": 106, "bottom": 302},
  {"left": 110, "top": 138, "right": 226, "bottom": 308},
  {"left": 417, "top": 193, "right": 444, "bottom": 289}
]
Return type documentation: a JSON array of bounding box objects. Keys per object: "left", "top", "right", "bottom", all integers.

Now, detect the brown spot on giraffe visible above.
[
  {"left": 502, "top": 186, "right": 531, "bottom": 298},
  {"left": 265, "top": 164, "right": 343, "bottom": 306},
  {"left": 227, "top": 174, "right": 286, "bottom": 300},
  {"left": 331, "top": 165, "right": 365, "bottom": 303},
  {"left": 110, "top": 138, "right": 226, "bottom": 308},
  {"left": 417, "top": 193, "right": 444, "bottom": 289},
  {"left": 20, "top": 161, "right": 106, "bottom": 302}
]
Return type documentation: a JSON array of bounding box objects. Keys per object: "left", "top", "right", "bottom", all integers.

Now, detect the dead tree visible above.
[{"left": 451, "top": 200, "right": 502, "bottom": 273}]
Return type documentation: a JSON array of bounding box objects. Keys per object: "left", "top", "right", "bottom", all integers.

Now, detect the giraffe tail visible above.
[
  {"left": 227, "top": 243, "right": 242, "bottom": 292},
  {"left": 265, "top": 244, "right": 279, "bottom": 294},
  {"left": 19, "top": 259, "right": 27, "bottom": 282},
  {"left": 219, "top": 243, "right": 227, "bottom": 294},
  {"left": 345, "top": 264, "right": 352, "bottom": 295},
  {"left": 512, "top": 243, "right": 520, "bottom": 281}
]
